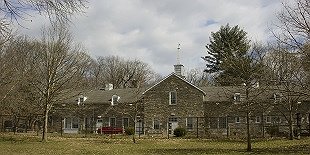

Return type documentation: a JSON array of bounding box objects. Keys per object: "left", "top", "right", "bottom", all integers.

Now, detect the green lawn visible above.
[{"left": 0, "top": 133, "right": 309, "bottom": 155}]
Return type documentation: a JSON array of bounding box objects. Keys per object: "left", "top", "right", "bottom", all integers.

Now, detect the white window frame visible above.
[
  {"left": 218, "top": 117, "right": 227, "bottom": 129},
  {"left": 234, "top": 93, "right": 241, "bottom": 102},
  {"left": 111, "top": 95, "right": 120, "bottom": 106},
  {"left": 169, "top": 91, "right": 177, "bottom": 105},
  {"left": 186, "top": 117, "right": 194, "bottom": 130},
  {"left": 274, "top": 93, "right": 282, "bottom": 103},
  {"left": 255, "top": 116, "right": 261, "bottom": 123},
  {"left": 153, "top": 118, "right": 160, "bottom": 130},
  {"left": 266, "top": 116, "right": 271, "bottom": 123},
  {"left": 109, "top": 117, "right": 116, "bottom": 127},
  {"left": 122, "top": 117, "right": 129, "bottom": 128},
  {"left": 64, "top": 117, "right": 79, "bottom": 129},
  {"left": 235, "top": 117, "right": 240, "bottom": 123}
]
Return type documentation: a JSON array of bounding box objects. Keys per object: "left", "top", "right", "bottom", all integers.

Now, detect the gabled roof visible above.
[{"left": 142, "top": 72, "right": 206, "bottom": 95}]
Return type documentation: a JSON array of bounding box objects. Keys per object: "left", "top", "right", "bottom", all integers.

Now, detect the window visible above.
[
  {"left": 266, "top": 116, "right": 271, "bottom": 123},
  {"left": 153, "top": 118, "right": 160, "bottom": 130},
  {"left": 64, "top": 117, "right": 79, "bottom": 129},
  {"left": 102, "top": 117, "right": 110, "bottom": 127},
  {"left": 65, "top": 118, "right": 71, "bottom": 128},
  {"left": 235, "top": 117, "right": 240, "bottom": 123},
  {"left": 274, "top": 93, "right": 282, "bottom": 103},
  {"left": 168, "top": 117, "right": 178, "bottom": 122},
  {"left": 186, "top": 117, "right": 193, "bottom": 130},
  {"left": 72, "top": 117, "right": 79, "bottom": 128},
  {"left": 111, "top": 95, "right": 120, "bottom": 106},
  {"left": 169, "top": 91, "right": 177, "bottom": 105},
  {"left": 210, "top": 117, "right": 218, "bottom": 129},
  {"left": 219, "top": 117, "right": 227, "bottom": 129},
  {"left": 123, "top": 118, "right": 129, "bottom": 128},
  {"left": 234, "top": 93, "right": 241, "bottom": 102},
  {"left": 77, "top": 96, "right": 86, "bottom": 105},
  {"left": 110, "top": 117, "right": 116, "bottom": 127},
  {"left": 256, "top": 116, "right": 261, "bottom": 123}
]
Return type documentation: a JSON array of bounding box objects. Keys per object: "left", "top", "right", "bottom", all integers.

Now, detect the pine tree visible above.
[{"left": 202, "top": 24, "right": 250, "bottom": 74}]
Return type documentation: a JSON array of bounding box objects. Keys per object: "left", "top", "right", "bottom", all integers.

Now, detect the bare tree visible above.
[
  {"left": 0, "top": 0, "right": 87, "bottom": 37},
  {"left": 96, "top": 56, "right": 155, "bottom": 89},
  {"left": 185, "top": 68, "right": 213, "bottom": 86},
  {"left": 274, "top": 0, "right": 310, "bottom": 50},
  {"left": 219, "top": 43, "right": 269, "bottom": 152},
  {"left": 28, "top": 24, "right": 91, "bottom": 141},
  {"left": 265, "top": 44, "right": 307, "bottom": 140}
]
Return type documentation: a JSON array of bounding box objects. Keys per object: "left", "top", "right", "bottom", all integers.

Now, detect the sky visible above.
[{"left": 15, "top": 0, "right": 283, "bottom": 76}]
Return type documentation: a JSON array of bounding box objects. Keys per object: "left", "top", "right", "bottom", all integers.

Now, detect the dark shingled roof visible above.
[
  {"left": 62, "top": 88, "right": 145, "bottom": 105},
  {"left": 200, "top": 86, "right": 243, "bottom": 102}
]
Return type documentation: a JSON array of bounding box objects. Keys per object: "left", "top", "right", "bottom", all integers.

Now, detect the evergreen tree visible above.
[{"left": 202, "top": 24, "right": 250, "bottom": 74}]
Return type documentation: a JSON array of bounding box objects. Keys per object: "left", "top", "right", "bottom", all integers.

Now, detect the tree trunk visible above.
[
  {"left": 42, "top": 108, "right": 49, "bottom": 142},
  {"left": 246, "top": 112, "right": 252, "bottom": 152},
  {"left": 289, "top": 110, "right": 294, "bottom": 140},
  {"left": 132, "top": 121, "right": 136, "bottom": 143}
]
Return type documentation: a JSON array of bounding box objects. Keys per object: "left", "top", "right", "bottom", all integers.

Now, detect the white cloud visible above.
[{"left": 15, "top": 0, "right": 283, "bottom": 76}]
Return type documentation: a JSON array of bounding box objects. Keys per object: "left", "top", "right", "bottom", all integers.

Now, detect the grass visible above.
[{"left": 0, "top": 133, "right": 309, "bottom": 155}]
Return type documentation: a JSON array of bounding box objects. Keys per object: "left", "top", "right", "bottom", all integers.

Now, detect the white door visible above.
[{"left": 168, "top": 117, "right": 179, "bottom": 135}]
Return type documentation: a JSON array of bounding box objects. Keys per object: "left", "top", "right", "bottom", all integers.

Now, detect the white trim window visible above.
[
  {"left": 234, "top": 93, "right": 241, "bottom": 102},
  {"left": 77, "top": 96, "right": 87, "bottom": 105},
  {"left": 255, "top": 116, "right": 261, "bottom": 123},
  {"left": 111, "top": 95, "right": 120, "bottom": 106},
  {"left": 109, "top": 117, "right": 116, "bottom": 127},
  {"left": 186, "top": 117, "right": 194, "bottom": 130},
  {"left": 219, "top": 117, "right": 227, "bottom": 129},
  {"left": 64, "top": 117, "right": 79, "bottom": 129},
  {"left": 235, "top": 117, "right": 241, "bottom": 123},
  {"left": 266, "top": 116, "right": 271, "bottom": 123},
  {"left": 122, "top": 117, "right": 129, "bottom": 128},
  {"left": 153, "top": 118, "right": 160, "bottom": 130},
  {"left": 273, "top": 93, "right": 282, "bottom": 103},
  {"left": 169, "top": 91, "right": 177, "bottom": 105}
]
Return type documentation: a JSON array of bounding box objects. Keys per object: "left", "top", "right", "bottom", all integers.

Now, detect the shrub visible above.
[
  {"left": 125, "top": 127, "right": 135, "bottom": 135},
  {"left": 173, "top": 127, "right": 187, "bottom": 137}
]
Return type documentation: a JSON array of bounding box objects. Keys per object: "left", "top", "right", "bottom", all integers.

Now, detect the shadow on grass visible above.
[
  {"left": 149, "top": 144, "right": 310, "bottom": 155},
  {"left": 149, "top": 148, "right": 240, "bottom": 155},
  {"left": 252, "top": 144, "right": 310, "bottom": 154},
  {"left": 0, "top": 135, "right": 41, "bottom": 143}
]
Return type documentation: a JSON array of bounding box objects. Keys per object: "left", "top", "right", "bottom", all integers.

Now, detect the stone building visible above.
[{"left": 45, "top": 64, "right": 310, "bottom": 138}]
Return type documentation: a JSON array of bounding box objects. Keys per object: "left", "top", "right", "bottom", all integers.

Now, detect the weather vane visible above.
[{"left": 177, "top": 43, "right": 181, "bottom": 65}]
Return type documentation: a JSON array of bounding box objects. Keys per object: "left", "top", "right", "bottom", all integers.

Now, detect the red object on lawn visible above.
[{"left": 97, "top": 126, "right": 123, "bottom": 134}]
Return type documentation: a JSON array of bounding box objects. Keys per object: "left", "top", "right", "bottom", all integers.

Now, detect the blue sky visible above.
[{"left": 15, "top": 0, "right": 283, "bottom": 76}]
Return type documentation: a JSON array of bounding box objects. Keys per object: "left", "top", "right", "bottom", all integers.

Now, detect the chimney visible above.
[{"left": 174, "top": 64, "right": 184, "bottom": 77}]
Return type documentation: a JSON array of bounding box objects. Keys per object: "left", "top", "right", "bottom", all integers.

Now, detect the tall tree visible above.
[
  {"left": 28, "top": 24, "right": 91, "bottom": 141},
  {"left": 272, "top": 0, "right": 310, "bottom": 139},
  {"left": 265, "top": 44, "right": 307, "bottom": 140},
  {"left": 202, "top": 24, "right": 250, "bottom": 73},
  {"left": 222, "top": 43, "right": 268, "bottom": 152}
]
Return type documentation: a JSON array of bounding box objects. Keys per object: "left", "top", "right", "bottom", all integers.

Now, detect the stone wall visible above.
[{"left": 143, "top": 74, "right": 205, "bottom": 135}]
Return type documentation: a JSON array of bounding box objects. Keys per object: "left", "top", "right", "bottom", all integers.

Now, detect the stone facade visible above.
[{"left": 142, "top": 73, "right": 205, "bottom": 135}]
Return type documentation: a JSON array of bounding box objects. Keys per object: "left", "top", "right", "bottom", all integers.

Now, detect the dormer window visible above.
[
  {"left": 111, "top": 95, "right": 120, "bottom": 106},
  {"left": 169, "top": 91, "right": 177, "bottom": 105},
  {"left": 234, "top": 93, "right": 241, "bottom": 102},
  {"left": 77, "top": 95, "right": 87, "bottom": 105},
  {"left": 274, "top": 93, "right": 282, "bottom": 103}
]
